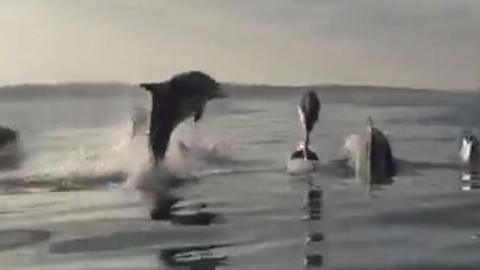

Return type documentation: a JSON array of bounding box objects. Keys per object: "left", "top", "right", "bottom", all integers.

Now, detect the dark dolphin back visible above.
[
  {"left": 467, "top": 133, "right": 480, "bottom": 163},
  {"left": 168, "top": 71, "right": 220, "bottom": 99},
  {"left": 0, "top": 126, "right": 18, "bottom": 150},
  {"left": 300, "top": 90, "right": 321, "bottom": 132},
  {"left": 370, "top": 127, "right": 396, "bottom": 181},
  {"left": 473, "top": 135, "right": 480, "bottom": 161},
  {"left": 459, "top": 130, "right": 480, "bottom": 161}
]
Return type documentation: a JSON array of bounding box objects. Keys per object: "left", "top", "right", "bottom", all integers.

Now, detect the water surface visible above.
[{"left": 1, "top": 84, "right": 480, "bottom": 269}]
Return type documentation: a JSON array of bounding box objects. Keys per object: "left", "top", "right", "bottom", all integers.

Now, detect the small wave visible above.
[
  {"left": 227, "top": 108, "right": 268, "bottom": 115},
  {"left": 0, "top": 143, "right": 24, "bottom": 171},
  {"left": 248, "top": 138, "right": 286, "bottom": 145},
  {"left": 159, "top": 244, "right": 230, "bottom": 268},
  {"left": 395, "top": 136, "right": 456, "bottom": 143},
  {"left": 396, "top": 159, "right": 459, "bottom": 172},
  {"left": 0, "top": 230, "right": 51, "bottom": 252},
  {"left": 195, "top": 167, "right": 284, "bottom": 178},
  {"left": 0, "top": 171, "right": 127, "bottom": 194}
]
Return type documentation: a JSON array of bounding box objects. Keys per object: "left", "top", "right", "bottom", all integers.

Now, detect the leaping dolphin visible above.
[
  {"left": 297, "top": 90, "right": 321, "bottom": 160},
  {"left": 140, "top": 71, "right": 227, "bottom": 165}
]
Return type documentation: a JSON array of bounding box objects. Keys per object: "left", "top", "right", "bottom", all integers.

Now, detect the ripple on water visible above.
[{"left": 0, "top": 230, "right": 51, "bottom": 252}]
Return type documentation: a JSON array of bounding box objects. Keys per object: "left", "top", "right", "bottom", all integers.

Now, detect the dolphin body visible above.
[
  {"left": 287, "top": 90, "right": 321, "bottom": 174},
  {"left": 0, "top": 125, "right": 18, "bottom": 150},
  {"left": 0, "top": 125, "right": 21, "bottom": 170},
  {"left": 367, "top": 118, "right": 396, "bottom": 183},
  {"left": 459, "top": 129, "right": 479, "bottom": 174},
  {"left": 296, "top": 90, "right": 321, "bottom": 160},
  {"left": 344, "top": 117, "right": 396, "bottom": 185},
  {"left": 140, "top": 71, "right": 226, "bottom": 165}
]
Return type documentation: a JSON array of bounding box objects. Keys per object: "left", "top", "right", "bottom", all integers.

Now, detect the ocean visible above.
[{"left": 1, "top": 83, "right": 480, "bottom": 269}]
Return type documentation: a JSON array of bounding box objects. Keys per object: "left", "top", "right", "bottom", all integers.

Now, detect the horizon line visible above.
[{"left": 0, "top": 79, "right": 475, "bottom": 92}]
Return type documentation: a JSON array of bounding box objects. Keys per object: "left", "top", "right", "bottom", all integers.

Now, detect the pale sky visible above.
[{"left": 1, "top": 0, "right": 479, "bottom": 89}]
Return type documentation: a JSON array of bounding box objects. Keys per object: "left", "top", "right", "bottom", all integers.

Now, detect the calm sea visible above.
[{"left": 1, "top": 83, "right": 480, "bottom": 269}]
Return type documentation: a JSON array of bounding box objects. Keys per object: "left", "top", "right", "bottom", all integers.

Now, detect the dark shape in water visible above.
[
  {"left": 150, "top": 196, "right": 181, "bottom": 220},
  {"left": 304, "top": 185, "right": 323, "bottom": 220},
  {"left": 299, "top": 90, "right": 321, "bottom": 135},
  {"left": 304, "top": 254, "right": 323, "bottom": 267},
  {"left": 298, "top": 90, "right": 321, "bottom": 159},
  {"left": 0, "top": 230, "right": 50, "bottom": 251},
  {"left": 140, "top": 71, "right": 227, "bottom": 165},
  {"left": 170, "top": 211, "right": 219, "bottom": 226},
  {"left": 306, "top": 232, "right": 325, "bottom": 243},
  {"left": 302, "top": 179, "right": 324, "bottom": 268},
  {"left": 367, "top": 117, "right": 396, "bottom": 184},
  {"left": 0, "top": 125, "right": 21, "bottom": 171},
  {"left": 159, "top": 244, "right": 230, "bottom": 270},
  {"left": 459, "top": 129, "right": 479, "bottom": 174},
  {"left": 150, "top": 195, "right": 222, "bottom": 226},
  {"left": 0, "top": 125, "right": 18, "bottom": 150},
  {"left": 290, "top": 147, "right": 319, "bottom": 161}
]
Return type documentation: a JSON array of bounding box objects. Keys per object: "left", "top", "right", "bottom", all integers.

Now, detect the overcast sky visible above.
[{"left": 1, "top": 0, "right": 479, "bottom": 89}]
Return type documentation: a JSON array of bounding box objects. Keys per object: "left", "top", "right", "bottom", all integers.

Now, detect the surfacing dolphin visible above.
[
  {"left": 0, "top": 125, "right": 18, "bottom": 150},
  {"left": 367, "top": 117, "right": 396, "bottom": 183},
  {"left": 0, "top": 125, "right": 21, "bottom": 170},
  {"left": 459, "top": 129, "right": 479, "bottom": 174},
  {"left": 343, "top": 117, "right": 395, "bottom": 185},
  {"left": 287, "top": 90, "right": 321, "bottom": 174},
  {"left": 296, "top": 90, "right": 321, "bottom": 160},
  {"left": 140, "top": 71, "right": 227, "bottom": 165}
]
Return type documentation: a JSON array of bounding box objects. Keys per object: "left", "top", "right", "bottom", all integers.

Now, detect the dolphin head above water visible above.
[
  {"left": 460, "top": 129, "right": 479, "bottom": 165},
  {"left": 298, "top": 90, "right": 321, "bottom": 133},
  {"left": 0, "top": 125, "right": 18, "bottom": 150},
  {"left": 140, "top": 71, "right": 227, "bottom": 165},
  {"left": 297, "top": 90, "right": 321, "bottom": 159}
]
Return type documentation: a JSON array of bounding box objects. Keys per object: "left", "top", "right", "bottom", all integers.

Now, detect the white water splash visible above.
[
  {"left": 125, "top": 121, "right": 233, "bottom": 200},
  {"left": 343, "top": 131, "right": 371, "bottom": 184}
]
